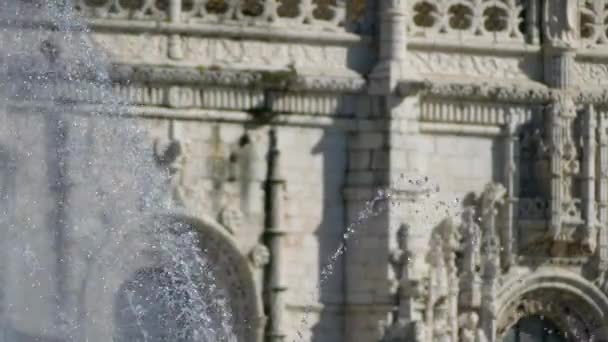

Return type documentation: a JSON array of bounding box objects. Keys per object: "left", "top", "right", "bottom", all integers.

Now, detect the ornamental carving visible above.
[
  {"left": 406, "top": 51, "right": 535, "bottom": 80},
  {"left": 497, "top": 289, "right": 601, "bottom": 341},
  {"left": 580, "top": 0, "right": 608, "bottom": 47},
  {"left": 408, "top": 0, "right": 526, "bottom": 43},
  {"left": 514, "top": 100, "right": 606, "bottom": 259},
  {"left": 182, "top": 38, "right": 351, "bottom": 70},
  {"left": 575, "top": 62, "right": 608, "bottom": 86},
  {"left": 73, "top": 0, "right": 354, "bottom": 31}
]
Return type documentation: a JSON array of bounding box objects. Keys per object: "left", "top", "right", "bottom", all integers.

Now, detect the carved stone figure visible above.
[
  {"left": 249, "top": 244, "right": 270, "bottom": 268},
  {"left": 461, "top": 208, "right": 481, "bottom": 277}
]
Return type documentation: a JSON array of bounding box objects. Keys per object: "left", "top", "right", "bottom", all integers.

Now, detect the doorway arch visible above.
[
  {"left": 496, "top": 269, "right": 608, "bottom": 341},
  {"left": 113, "top": 213, "right": 264, "bottom": 342}
]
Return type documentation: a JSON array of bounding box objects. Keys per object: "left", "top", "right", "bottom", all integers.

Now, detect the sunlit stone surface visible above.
[{"left": 5, "top": 0, "right": 608, "bottom": 342}]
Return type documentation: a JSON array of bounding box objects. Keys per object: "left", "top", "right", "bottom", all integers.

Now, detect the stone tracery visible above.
[{"left": 408, "top": 0, "right": 527, "bottom": 42}]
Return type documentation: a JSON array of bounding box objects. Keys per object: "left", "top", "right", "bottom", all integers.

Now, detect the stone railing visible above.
[
  {"left": 73, "top": 0, "right": 370, "bottom": 33},
  {"left": 580, "top": 0, "right": 608, "bottom": 48},
  {"left": 407, "top": 0, "right": 537, "bottom": 45}
]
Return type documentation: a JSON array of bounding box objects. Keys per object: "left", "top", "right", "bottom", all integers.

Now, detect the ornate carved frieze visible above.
[
  {"left": 405, "top": 51, "right": 540, "bottom": 81},
  {"left": 574, "top": 60, "right": 608, "bottom": 86},
  {"left": 398, "top": 79, "right": 553, "bottom": 104},
  {"left": 180, "top": 37, "right": 360, "bottom": 70},
  {"left": 103, "top": 64, "right": 367, "bottom": 117},
  {"left": 420, "top": 99, "right": 534, "bottom": 127}
]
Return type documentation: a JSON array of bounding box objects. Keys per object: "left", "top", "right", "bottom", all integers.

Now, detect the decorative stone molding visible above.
[
  {"left": 496, "top": 269, "right": 608, "bottom": 338},
  {"left": 497, "top": 289, "right": 598, "bottom": 341},
  {"left": 405, "top": 50, "right": 539, "bottom": 81},
  {"left": 397, "top": 79, "right": 553, "bottom": 104},
  {"left": 420, "top": 99, "right": 534, "bottom": 127},
  {"left": 111, "top": 64, "right": 366, "bottom": 93},
  {"left": 401, "top": 79, "right": 608, "bottom": 109}
]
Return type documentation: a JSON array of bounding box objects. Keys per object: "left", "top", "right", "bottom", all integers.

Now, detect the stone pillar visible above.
[
  {"left": 541, "top": 0, "right": 582, "bottom": 251},
  {"left": 369, "top": 0, "right": 409, "bottom": 94},
  {"left": 345, "top": 1, "right": 429, "bottom": 341},
  {"left": 502, "top": 110, "right": 519, "bottom": 270},
  {"left": 263, "top": 128, "right": 287, "bottom": 342},
  {"left": 526, "top": 0, "right": 540, "bottom": 44},
  {"left": 168, "top": 0, "right": 183, "bottom": 59},
  {"left": 582, "top": 105, "right": 598, "bottom": 252},
  {"left": 598, "top": 112, "right": 608, "bottom": 272},
  {"left": 546, "top": 102, "right": 564, "bottom": 240}
]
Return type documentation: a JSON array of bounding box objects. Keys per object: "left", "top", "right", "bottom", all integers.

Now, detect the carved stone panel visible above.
[{"left": 406, "top": 51, "right": 542, "bottom": 81}]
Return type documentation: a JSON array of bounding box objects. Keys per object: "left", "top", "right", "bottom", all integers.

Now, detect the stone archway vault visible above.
[{"left": 496, "top": 269, "right": 608, "bottom": 341}]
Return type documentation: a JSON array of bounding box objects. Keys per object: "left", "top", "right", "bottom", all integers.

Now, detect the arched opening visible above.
[
  {"left": 495, "top": 271, "right": 608, "bottom": 342},
  {"left": 114, "top": 268, "right": 195, "bottom": 342},
  {"left": 112, "top": 214, "right": 263, "bottom": 342},
  {"left": 502, "top": 315, "right": 567, "bottom": 342}
]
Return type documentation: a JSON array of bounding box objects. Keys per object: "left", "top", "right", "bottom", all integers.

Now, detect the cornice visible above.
[
  {"left": 110, "top": 64, "right": 367, "bottom": 94},
  {"left": 88, "top": 19, "right": 372, "bottom": 46},
  {"left": 398, "top": 79, "right": 608, "bottom": 106},
  {"left": 397, "top": 79, "right": 553, "bottom": 103}
]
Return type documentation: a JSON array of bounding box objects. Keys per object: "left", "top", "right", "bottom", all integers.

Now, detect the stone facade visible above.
[{"left": 11, "top": 0, "right": 608, "bottom": 341}]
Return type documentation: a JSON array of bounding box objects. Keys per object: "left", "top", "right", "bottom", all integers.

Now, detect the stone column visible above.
[
  {"left": 541, "top": 0, "right": 581, "bottom": 249},
  {"left": 168, "top": 0, "right": 183, "bottom": 59},
  {"left": 546, "top": 102, "right": 564, "bottom": 240},
  {"left": 348, "top": 0, "right": 430, "bottom": 341},
  {"left": 369, "top": 0, "right": 409, "bottom": 94},
  {"left": 526, "top": 0, "right": 540, "bottom": 44},
  {"left": 502, "top": 110, "right": 519, "bottom": 269},
  {"left": 582, "top": 105, "right": 598, "bottom": 252},
  {"left": 263, "top": 128, "right": 287, "bottom": 342},
  {"left": 598, "top": 112, "right": 608, "bottom": 272}
]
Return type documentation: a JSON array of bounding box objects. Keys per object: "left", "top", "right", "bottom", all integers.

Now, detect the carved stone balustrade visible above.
[
  {"left": 72, "top": 0, "right": 369, "bottom": 33},
  {"left": 408, "top": 0, "right": 532, "bottom": 45}
]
